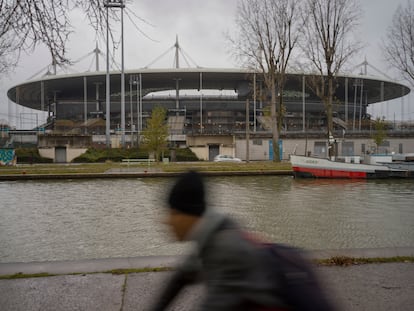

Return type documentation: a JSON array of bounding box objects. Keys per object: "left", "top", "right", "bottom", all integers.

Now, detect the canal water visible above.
[{"left": 1, "top": 176, "right": 413, "bottom": 263}]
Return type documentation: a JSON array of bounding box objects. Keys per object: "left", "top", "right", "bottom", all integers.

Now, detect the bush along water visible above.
[
  {"left": 15, "top": 148, "right": 53, "bottom": 164},
  {"left": 72, "top": 147, "right": 199, "bottom": 163}
]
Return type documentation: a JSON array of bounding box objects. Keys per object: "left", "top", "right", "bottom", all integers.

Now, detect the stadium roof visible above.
[{"left": 7, "top": 68, "right": 410, "bottom": 111}]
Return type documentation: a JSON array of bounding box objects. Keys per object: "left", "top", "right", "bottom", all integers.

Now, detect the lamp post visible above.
[
  {"left": 104, "top": 0, "right": 125, "bottom": 148},
  {"left": 120, "top": 1, "right": 125, "bottom": 147}
]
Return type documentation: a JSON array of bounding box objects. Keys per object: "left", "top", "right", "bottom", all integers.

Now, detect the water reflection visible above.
[{"left": 0, "top": 176, "right": 413, "bottom": 263}]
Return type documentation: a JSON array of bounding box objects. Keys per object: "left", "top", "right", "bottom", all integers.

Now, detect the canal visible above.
[{"left": 1, "top": 176, "right": 413, "bottom": 263}]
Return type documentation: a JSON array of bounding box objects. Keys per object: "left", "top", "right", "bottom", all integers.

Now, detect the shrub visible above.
[
  {"left": 15, "top": 148, "right": 53, "bottom": 163},
  {"left": 72, "top": 147, "right": 199, "bottom": 163},
  {"left": 73, "top": 148, "right": 149, "bottom": 163},
  {"left": 173, "top": 148, "right": 199, "bottom": 161}
]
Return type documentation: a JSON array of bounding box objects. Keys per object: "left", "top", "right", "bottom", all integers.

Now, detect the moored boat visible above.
[
  {"left": 290, "top": 154, "right": 409, "bottom": 179},
  {"left": 382, "top": 153, "right": 414, "bottom": 178}
]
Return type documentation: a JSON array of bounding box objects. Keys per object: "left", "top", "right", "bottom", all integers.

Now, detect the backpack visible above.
[{"left": 260, "top": 242, "right": 334, "bottom": 311}]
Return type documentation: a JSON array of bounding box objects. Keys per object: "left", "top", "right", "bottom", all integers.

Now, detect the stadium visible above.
[{"left": 4, "top": 45, "right": 414, "bottom": 162}]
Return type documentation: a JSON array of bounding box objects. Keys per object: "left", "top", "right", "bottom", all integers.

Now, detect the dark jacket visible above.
[{"left": 152, "top": 210, "right": 286, "bottom": 310}]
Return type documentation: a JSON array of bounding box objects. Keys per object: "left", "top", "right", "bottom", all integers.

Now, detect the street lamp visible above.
[{"left": 104, "top": 0, "right": 125, "bottom": 148}]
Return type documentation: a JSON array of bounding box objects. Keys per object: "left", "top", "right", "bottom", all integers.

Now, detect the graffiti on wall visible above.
[{"left": 0, "top": 149, "right": 16, "bottom": 165}]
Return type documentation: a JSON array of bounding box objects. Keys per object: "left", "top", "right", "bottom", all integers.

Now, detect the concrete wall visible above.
[
  {"left": 190, "top": 146, "right": 208, "bottom": 161},
  {"left": 67, "top": 148, "right": 88, "bottom": 162},
  {"left": 111, "top": 135, "right": 121, "bottom": 148},
  {"left": 282, "top": 137, "right": 414, "bottom": 159},
  {"left": 234, "top": 137, "right": 414, "bottom": 161},
  {"left": 220, "top": 145, "right": 235, "bottom": 157},
  {"left": 39, "top": 148, "right": 55, "bottom": 160},
  {"left": 236, "top": 139, "right": 270, "bottom": 160},
  {"left": 10, "top": 134, "right": 38, "bottom": 145},
  {"left": 188, "top": 135, "right": 235, "bottom": 161},
  {"left": 186, "top": 135, "right": 234, "bottom": 147},
  {"left": 39, "top": 147, "right": 87, "bottom": 163},
  {"left": 189, "top": 145, "right": 236, "bottom": 161},
  {"left": 38, "top": 135, "right": 91, "bottom": 148}
]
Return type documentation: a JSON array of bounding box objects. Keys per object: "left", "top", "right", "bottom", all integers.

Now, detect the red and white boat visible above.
[{"left": 290, "top": 154, "right": 409, "bottom": 179}]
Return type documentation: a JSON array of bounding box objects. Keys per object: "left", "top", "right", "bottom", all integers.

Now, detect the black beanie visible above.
[{"left": 168, "top": 171, "right": 206, "bottom": 216}]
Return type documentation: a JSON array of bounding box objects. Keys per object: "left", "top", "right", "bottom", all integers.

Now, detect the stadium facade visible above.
[{"left": 5, "top": 67, "right": 414, "bottom": 162}]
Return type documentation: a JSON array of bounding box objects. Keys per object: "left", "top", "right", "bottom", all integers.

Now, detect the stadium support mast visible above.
[
  {"left": 94, "top": 42, "right": 100, "bottom": 72},
  {"left": 174, "top": 35, "right": 180, "bottom": 115},
  {"left": 174, "top": 35, "right": 180, "bottom": 69}
]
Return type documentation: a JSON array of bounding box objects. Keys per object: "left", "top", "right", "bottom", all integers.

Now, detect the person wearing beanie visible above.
[
  {"left": 151, "top": 170, "right": 286, "bottom": 311},
  {"left": 165, "top": 170, "right": 206, "bottom": 241}
]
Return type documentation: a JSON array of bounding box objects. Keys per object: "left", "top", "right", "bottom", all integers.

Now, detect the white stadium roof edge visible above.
[{"left": 6, "top": 67, "right": 410, "bottom": 111}]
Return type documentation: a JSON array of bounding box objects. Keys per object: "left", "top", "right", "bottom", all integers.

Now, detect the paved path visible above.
[{"left": 1, "top": 248, "right": 413, "bottom": 311}]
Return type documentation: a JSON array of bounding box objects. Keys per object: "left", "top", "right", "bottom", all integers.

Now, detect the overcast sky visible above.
[{"left": 1, "top": 0, "right": 413, "bottom": 128}]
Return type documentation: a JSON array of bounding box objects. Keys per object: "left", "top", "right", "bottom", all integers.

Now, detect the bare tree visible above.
[
  {"left": 229, "top": 0, "right": 302, "bottom": 162},
  {"left": 301, "top": 0, "right": 361, "bottom": 157},
  {"left": 383, "top": 0, "right": 414, "bottom": 87},
  {"left": 0, "top": 0, "right": 123, "bottom": 74},
  {"left": 0, "top": 29, "right": 18, "bottom": 73}
]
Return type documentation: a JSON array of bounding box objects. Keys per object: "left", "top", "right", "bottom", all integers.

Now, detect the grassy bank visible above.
[
  {"left": 1, "top": 256, "right": 413, "bottom": 280},
  {"left": 316, "top": 256, "right": 414, "bottom": 266},
  {"left": 162, "top": 161, "right": 292, "bottom": 172},
  {"left": 0, "top": 161, "right": 292, "bottom": 176}
]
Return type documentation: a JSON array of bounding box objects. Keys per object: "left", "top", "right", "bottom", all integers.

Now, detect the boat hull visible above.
[{"left": 290, "top": 155, "right": 409, "bottom": 179}]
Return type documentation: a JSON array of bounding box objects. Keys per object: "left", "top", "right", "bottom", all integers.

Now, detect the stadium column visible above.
[
  {"left": 246, "top": 98, "right": 250, "bottom": 162},
  {"left": 175, "top": 78, "right": 180, "bottom": 116},
  {"left": 359, "top": 80, "right": 364, "bottom": 131},
  {"left": 84, "top": 76, "right": 87, "bottom": 134},
  {"left": 253, "top": 72, "right": 256, "bottom": 132},
  {"left": 345, "top": 77, "right": 348, "bottom": 125},
  {"left": 16, "top": 87, "right": 19, "bottom": 129},
  {"left": 200, "top": 72, "right": 203, "bottom": 134},
  {"left": 95, "top": 83, "right": 102, "bottom": 112},
  {"left": 135, "top": 75, "right": 139, "bottom": 135},
  {"left": 41, "top": 81, "right": 45, "bottom": 125},
  {"left": 380, "top": 81, "right": 384, "bottom": 118},
  {"left": 53, "top": 91, "right": 58, "bottom": 121},
  {"left": 129, "top": 76, "right": 133, "bottom": 145},
  {"left": 139, "top": 73, "right": 142, "bottom": 134}
]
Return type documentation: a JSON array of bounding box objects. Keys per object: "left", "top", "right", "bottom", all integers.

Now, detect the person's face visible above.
[{"left": 164, "top": 209, "right": 200, "bottom": 241}]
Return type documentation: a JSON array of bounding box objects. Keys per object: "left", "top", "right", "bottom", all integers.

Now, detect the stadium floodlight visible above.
[
  {"left": 104, "top": 0, "right": 126, "bottom": 148},
  {"left": 104, "top": 0, "right": 125, "bottom": 8}
]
